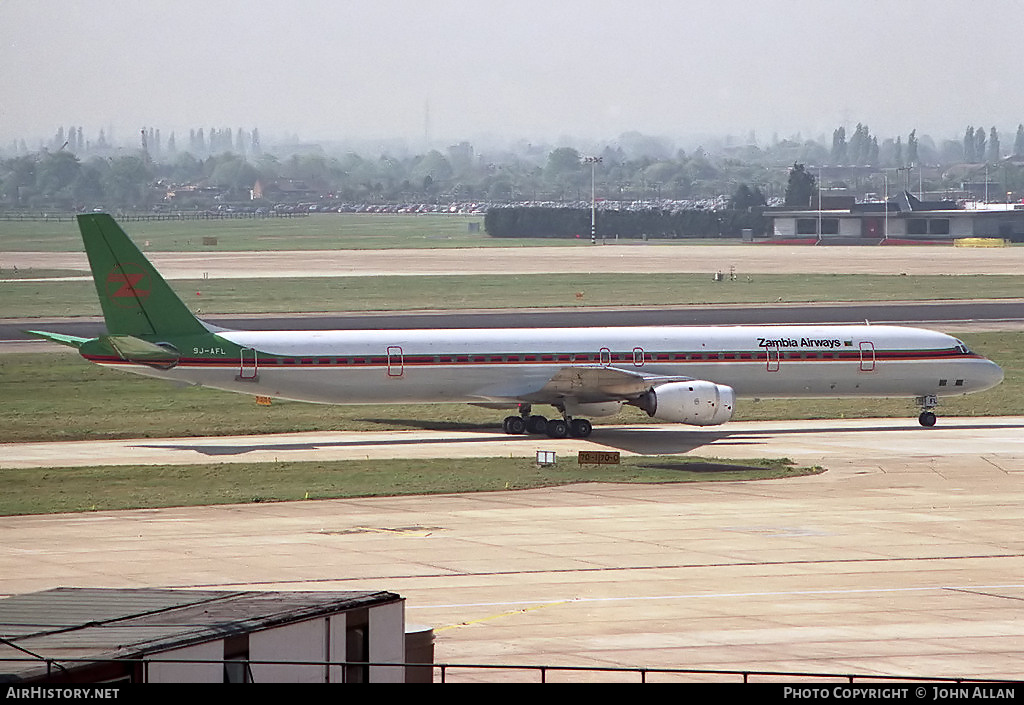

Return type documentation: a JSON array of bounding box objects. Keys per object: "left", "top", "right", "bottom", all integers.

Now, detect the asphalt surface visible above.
[
  {"left": 3, "top": 417, "right": 1024, "bottom": 680},
  {"left": 4, "top": 243, "right": 1024, "bottom": 680}
]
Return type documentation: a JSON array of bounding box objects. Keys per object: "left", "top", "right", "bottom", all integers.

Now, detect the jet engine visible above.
[{"left": 635, "top": 381, "right": 735, "bottom": 426}]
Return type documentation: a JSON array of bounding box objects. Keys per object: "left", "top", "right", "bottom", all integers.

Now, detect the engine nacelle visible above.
[{"left": 636, "top": 381, "right": 735, "bottom": 426}]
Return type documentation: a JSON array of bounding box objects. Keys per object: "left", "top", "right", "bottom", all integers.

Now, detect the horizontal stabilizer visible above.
[{"left": 24, "top": 330, "right": 92, "bottom": 349}]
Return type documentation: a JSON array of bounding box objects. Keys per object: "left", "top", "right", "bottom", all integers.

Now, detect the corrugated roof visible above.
[{"left": 0, "top": 587, "right": 401, "bottom": 682}]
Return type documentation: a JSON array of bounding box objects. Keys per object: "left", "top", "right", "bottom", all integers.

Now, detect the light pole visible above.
[
  {"left": 895, "top": 166, "right": 912, "bottom": 194},
  {"left": 583, "top": 156, "right": 603, "bottom": 244},
  {"left": 883, "top": 172, "right": 889, "bottom": 241}
]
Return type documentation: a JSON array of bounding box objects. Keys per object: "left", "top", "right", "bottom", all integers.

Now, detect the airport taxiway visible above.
[
  {"left": 6, "top": 243, "right": 1024, "bottom": 278},
  {"left": 3, "top": 241, "right": 1023, "bottom": 679},
  {"left": 3, "top": 418, "right": 1024, "bottom": 681},
  {"left": 3, "top": 417, "right": 1024, "bottom": 470}
]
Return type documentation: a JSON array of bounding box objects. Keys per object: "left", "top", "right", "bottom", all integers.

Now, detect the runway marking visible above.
[
  {"left": 411, "top": 583, "right": 1024, "bottom": 612},
  {"left": 433, "top": 599, "right": 574, "bottom": 633},
  {"left": 171, "top": 551, "right": 1024, "bottom": 590},
  {"left": 317, "top": 525, "right": 442, "bottom": 536}
]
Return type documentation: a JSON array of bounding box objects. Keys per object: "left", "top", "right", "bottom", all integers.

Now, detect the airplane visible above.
[{"left": 29, "top": 214, "right": 1003, "bottom": 437}]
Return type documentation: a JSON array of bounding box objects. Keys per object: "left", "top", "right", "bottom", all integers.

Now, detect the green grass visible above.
[
  {"left": 1, "top": 331, "right": 1019, "bottom": 444},
  {"left": 0, "top": 213, "right": 752, "bottom": 252},
  {"left": 0, "top": 214, "right": 518, "bottom": 252},
  {"left": 4, "top": 273, "right": 1024, "bottom": 318},
  {"left": 0, "top": 268, "right": 88, "bottom": 279},
  {"left": 0, "top": 456, "right": 818, "bottom": 516}
]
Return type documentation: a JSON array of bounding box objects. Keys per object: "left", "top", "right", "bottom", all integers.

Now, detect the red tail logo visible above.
[{"left": 105, "top": 264, "right": 150, "bottom": 307}]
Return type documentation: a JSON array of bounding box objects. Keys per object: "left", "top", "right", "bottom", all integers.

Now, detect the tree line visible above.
[
  {"left": 830, "top": 123, "right": 1024, "bottom": 167},
  {"left": 7, "top": 120, "right": 1024, "bottom": 212}
]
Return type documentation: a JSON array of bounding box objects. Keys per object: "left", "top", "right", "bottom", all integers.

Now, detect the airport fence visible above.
[
  {"left": 0, "top": 656, "right": 1012, "bottom": 684},
  {"left": 0, "top": 211, "right": 308, "bottom": 223}
]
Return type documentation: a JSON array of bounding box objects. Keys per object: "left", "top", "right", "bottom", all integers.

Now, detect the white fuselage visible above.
[{"left": 92, "top": 324, "right": 1004, "bottom": 408}]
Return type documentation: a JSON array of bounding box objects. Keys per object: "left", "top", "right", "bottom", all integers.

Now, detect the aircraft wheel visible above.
[
  {"left": 919, "top": 411, "right": 937, "bottom": 427},
  {"left": 503, "top": 416, "right": 526, "bottom": 434},
  {"left": 527, "top": 415, "right": 549, "bottom": 434},
  {"left": 569, "top": 418, "right": 593, "bottom": 438},
  {"left": 546, "top": 419, "right": 569, "bottom": 438}
]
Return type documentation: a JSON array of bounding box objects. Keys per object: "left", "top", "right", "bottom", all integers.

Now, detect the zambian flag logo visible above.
[{"left": 105, "top": 263, "right": 151, "bottom": 309}]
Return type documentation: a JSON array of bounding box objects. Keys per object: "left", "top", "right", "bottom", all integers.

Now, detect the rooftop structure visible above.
[
  {"left": 767, "top": 191, "right": 1024, "bottom": 243},
  {"left": 0, "top": 588, "right": 411, "bottom": 683}
]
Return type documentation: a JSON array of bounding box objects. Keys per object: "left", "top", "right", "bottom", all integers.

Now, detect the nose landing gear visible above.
[{"left": 916, "top": 395, "right": 938, "bottom": 427}]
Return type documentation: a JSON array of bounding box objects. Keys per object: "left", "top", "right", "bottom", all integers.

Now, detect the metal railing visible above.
[{"left": 1, "top": 656, "right": 1014, "bottom": 684}]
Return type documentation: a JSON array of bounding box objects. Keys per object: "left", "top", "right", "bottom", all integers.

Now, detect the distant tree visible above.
[
  {"left": 730, "top": 183, "right": 766, "bottom": 210},
  {"left": 784, "top": 163, "right": 815, "bottom": 207},
  {"left": 1, "top": 154, "right": 37, "bottom": 204},
  {"left": 975, "top": 127, "right": 987, "bottom": 163},
  {"left": 907, "top": 129, "right": 919, "bottom": 165},
  {"left": 102, "top": 155, "right": 153, "bottom": 208},
  {"left": 831, "top": 126, "right": 847, "bottom": 164},
  {"left": 964, "top": 126, "right": 976, "bottom": 162},
  {"left": 35, "top": 150, "right": 81, "bottom": 197},
  {"left": 71, "top": 157, "right": 108, "bottom": 204},
  {"left": 988, "top": 127, "right": 1001, "bottom": 162},
  {"left": 209, "top": 154, "right": 260, "bottom": 190},
  {"left": 545, "top": 147, "right": 582, "bottom": 177},
  {"left": 849, "top": 123, "right": 866, "bottom": 164}
]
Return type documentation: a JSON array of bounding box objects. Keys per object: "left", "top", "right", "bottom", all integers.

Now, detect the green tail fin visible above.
[{"left": 77, "top": 214, "right": 208, "bottom": 337}]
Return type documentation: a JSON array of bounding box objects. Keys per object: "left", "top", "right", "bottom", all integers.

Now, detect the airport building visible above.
[
  {"left": 767, "top": 191, "right": 1024, "bottom": 243},
  {"left": 0, "top": 588, "right": 428, "bottom": 683}
]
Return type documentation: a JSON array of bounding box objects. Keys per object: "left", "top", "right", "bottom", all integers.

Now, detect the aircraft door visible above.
[
  {"left": 859, "top": 341, "right": 876, "bottom": 372},
  {"left": 633, "top": 347, "right": 645, "bottom": 367},
  {"left": 766, "top": 347, "right": 780, "bottom": 372},
  {"left": 238, "top": 347, "right": 259, "bottom": 381},
  {"left": 599, "top": 347, "right": 612, "bottom": 367},
  {"left": 387, "top": 345, "right": 404, "bottom": 377}
]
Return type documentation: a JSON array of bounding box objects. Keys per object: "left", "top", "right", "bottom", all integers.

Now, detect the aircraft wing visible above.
[{"left": 477, "top": 365, "right": 693, "bottom": 405}]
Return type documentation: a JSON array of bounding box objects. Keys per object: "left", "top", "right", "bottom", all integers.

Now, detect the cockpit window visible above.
[{"left": 954, "top": 339, "right": 972, "bottom": 355}]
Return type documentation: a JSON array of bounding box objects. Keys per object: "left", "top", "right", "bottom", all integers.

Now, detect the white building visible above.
[
  {"left": 0, "top": 587, "right": 420, "bottom": 683},
  {"left": 768, "top": 191, "right": 1024, "bottom": 243}
]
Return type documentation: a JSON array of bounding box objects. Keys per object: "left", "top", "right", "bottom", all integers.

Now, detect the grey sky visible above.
[{"left": 2, "top": 0, "right": 1022, "bottom": 148}]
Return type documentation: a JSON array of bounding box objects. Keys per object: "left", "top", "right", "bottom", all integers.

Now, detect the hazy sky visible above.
[{"left": 3, "top": 0, "right": 1023, "bottom": 149}]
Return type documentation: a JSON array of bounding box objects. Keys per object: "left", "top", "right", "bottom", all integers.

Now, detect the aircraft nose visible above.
[{"left": 974, "top": 359, "right": 1004, "bottom": 392}]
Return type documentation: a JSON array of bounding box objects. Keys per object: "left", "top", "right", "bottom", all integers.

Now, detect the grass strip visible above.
[
  {"left": 0, "top": 456, "right": 818, "bottom": 516},
  {"left": 0, "top": 214, "right": 495, "bottom": 252},
  {"left": 4, "top": 273, "right": 1024, "bottom": 318}
]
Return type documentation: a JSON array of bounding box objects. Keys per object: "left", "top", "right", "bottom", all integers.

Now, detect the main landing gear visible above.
[
  {"left": 916, "top": 395, "right": 938, "bottom": 427},
  {"left": 502, "top": 405, "right": 593, "bottom": 438}
]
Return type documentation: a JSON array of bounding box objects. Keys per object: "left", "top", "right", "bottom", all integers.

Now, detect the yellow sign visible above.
[
  {"left": 255, "top": 396, "right": 273, "bottom": 406},
  {"left": 954, "top": 238, "right": 1009, "bottom": 247}
]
